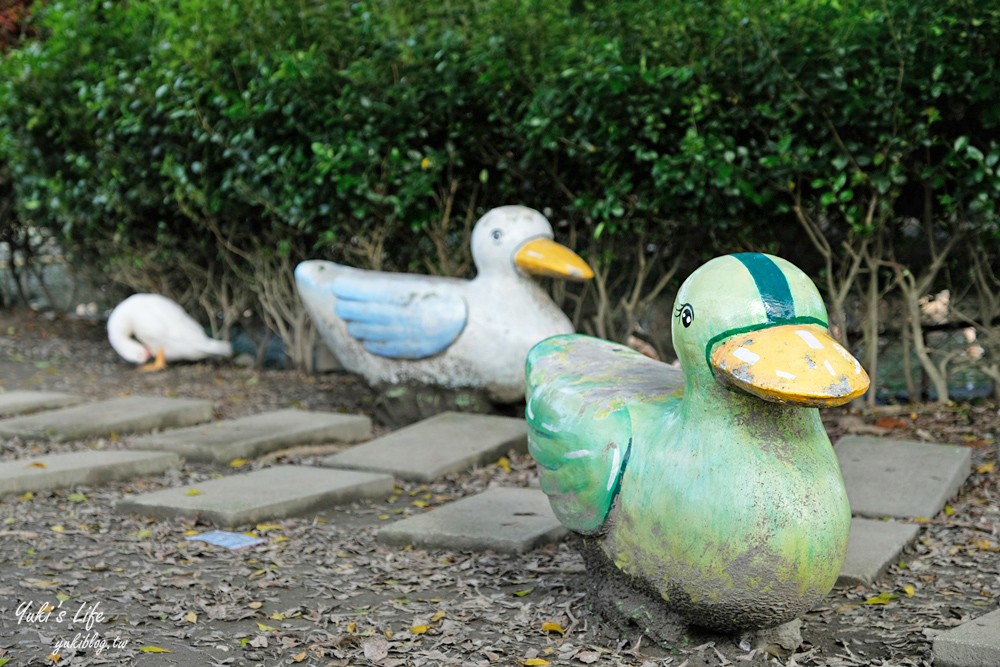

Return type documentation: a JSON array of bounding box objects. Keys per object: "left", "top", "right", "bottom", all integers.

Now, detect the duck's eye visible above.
[
  {"left": 490, "top": 229, "right": 503, "bottom": 244},
  {"left": 675, "top": 303, "right": 694, "bottom": 328}
]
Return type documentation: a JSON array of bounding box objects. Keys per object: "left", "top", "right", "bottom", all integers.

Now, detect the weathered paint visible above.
[
  {"left": 525, "top": 253, "right": 868, "bottom": 632},
  {"left": 296, "top": 206, "right": 592, "bottom": 403},
  {"left": 711, "top": 324, "right": 869, "bottom": 407}
]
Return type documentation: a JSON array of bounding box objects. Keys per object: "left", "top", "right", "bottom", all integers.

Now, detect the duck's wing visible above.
[
  {"left": 526, "top": 334, "right": 683, "bottom": 534},
  {"left": 330, "top": 269, "right": 468, "bottom": 360}
]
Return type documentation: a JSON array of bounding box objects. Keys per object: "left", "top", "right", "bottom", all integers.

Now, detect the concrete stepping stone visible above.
[
  {"left": 322, "top": 411, "right": 526, "bottom": 482},
  {"left": 0, "top": 395, "right": 213, "bottom": 442},
  {"left": 0, "top": 450, "right": 181, "bottom": 496},
  {"left": 117, "top": 465, "right": 393, "bottom": 527},
  {"left": 130, "top": 408, "right": 372, "bottom": 463},
  {"left": 933, "top": 608, "right": 1000, "bottom": 667},
  {"left": 0, "top": 391, "right": 83, "bottom": 417},
  {"left": 378, "top": 486, "right": 567, "bottom": 554},
  {"left": 836, "top": 517, "right": 922, "bottom": 586},
  {"left": 835, "top": 435, "right": 972, "bottom": 519}
]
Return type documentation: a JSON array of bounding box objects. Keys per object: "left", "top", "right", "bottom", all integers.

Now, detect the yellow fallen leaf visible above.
[
  {"left": 48, "top": 653, "right": 60, "bottom": 663},
  {"left": 903, "top": 584, "right": 916, "bottom": 598},
  {"left": 513, "top": 588, "right": 534, "bottom": 597},
  {"left": 272, "top": 536, "right": 290, "bottom": 543},
  {"left": 522, "top": 659, "right": 550, "bottom": 666},
  {"left": 412, "top": 500, "right": 429, "bottom": 508},
  {"left": 248, "top": 601, "right": 263, "bottom": 609},
  {"left": 541, "top": 621, "right": 565, "bottom": 635},
  {"left": 139, "top": 646, "right": 171, "bottom": 653},
  {"left": 50, "top": 525, "right": 64, "bottom": 533},
  {"left": 184, "top": 611, "right": 198, "bottom": 623},
  {"left": 864, "top": 592, "right": 897, "bottom": 605},
  {"left": 256, "top": 523, "right": 282, "bottom": 531},
  {"left": 292, "top": 653, "right": 307, "bottom": 663},
  {"left": 40, "top": 602, "right": 55, "bottom": 613},
  {"left": 411, "top": 625, "right": 429, "bottom": 634},
  {"left": 270, "top": 612, "right": 285, "bottom": 621},
  {"left": 944, "top": 504, "right": 955, "bottom": 516},
  {"left": 976, "top": 539, "right": 1000, "bottom": 551},
  {"left": 67, "top": 493, "right": 87, "bottom": 502},
  {"left": 18, "top": 491, "right": 33, "bottom": 501},
  {"left": 430, "top": 611, "right": 446, "bottom": 623},
  {"left": 912, "top": 517, "right": 931, "bottom": 523},
  {"left": 185, "top": 489, "right": 204, "bottom": 496},
  {"left": 183, "top": 530, "right": 200, "bottom": 537},
  {"left": 977, "top": 462, "right": 995, "bottom": 474},
  {"left": 497, "top": 456, "right": 512, "bottom": 473},
  {"left": 378, "top": 514, "right": 391, "bottom": 521},
  {"left": 257, "top": 622, "right": 278, "bottom": 632},
  {"left": 28, "top": 462, "right": 47, "bottom": 469},
  {"left": 346, "top": 621, "right": 357, "bottom": 633},
  {"left": 135, "top": 528, "right": 153, "bottom": 539},
  {"left": 229, "top": 458, "right": 249, "bottom": 467},
  {"left": 56, "top": 593, "right": 70, "bottom": 603}
]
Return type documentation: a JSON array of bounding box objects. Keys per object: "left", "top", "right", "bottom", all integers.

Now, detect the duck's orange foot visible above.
[{"left": 138, "top": 347, "right": 167, "bottom": 373}]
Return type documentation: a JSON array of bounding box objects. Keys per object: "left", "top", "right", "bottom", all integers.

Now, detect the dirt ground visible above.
[{"left": 0, "top": 306, "right": 997, "bottom": 666}]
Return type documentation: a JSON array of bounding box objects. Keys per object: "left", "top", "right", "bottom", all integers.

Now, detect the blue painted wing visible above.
[
  {"left": 525, "top": 334, "right": 683, "bottom": 534},
  {"left": 331, "top": 273, "right": 468, "bottom": 359}
]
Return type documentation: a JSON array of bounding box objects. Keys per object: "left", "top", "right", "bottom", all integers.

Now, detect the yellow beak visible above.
[
  {"left": 710, "top": 324, "right": 870, "bottom": 407},
  {"left": 514, "top": 238, "right": 594, "bottom": 281}
]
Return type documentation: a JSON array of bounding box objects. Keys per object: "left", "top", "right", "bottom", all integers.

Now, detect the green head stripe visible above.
[{"left": 732, "top": 253, "right": 794, "bottom": 322}]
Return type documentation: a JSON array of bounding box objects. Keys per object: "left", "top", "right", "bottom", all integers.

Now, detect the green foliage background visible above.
[{"left": 1, "top": 0, "right": 999, "bottom": 385}]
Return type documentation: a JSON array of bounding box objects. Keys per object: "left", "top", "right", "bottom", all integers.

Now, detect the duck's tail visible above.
[{"left": 200, "top": 339, "right": 233, "bottom": 358}]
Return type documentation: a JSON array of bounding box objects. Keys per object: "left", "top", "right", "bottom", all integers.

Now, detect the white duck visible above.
[
  {"left": 295, "top": 205, "right": 593, "bottom": 402},
  {"left": 107, "top": 293, "right": 232, "bottom": 372}
]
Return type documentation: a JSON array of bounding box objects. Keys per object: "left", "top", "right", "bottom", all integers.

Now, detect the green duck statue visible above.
[{"left": 526, "top": 253, "right": 870, "bottom": 638}]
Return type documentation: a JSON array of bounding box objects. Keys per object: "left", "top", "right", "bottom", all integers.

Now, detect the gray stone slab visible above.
[
  {"left": 130, "top": 408, "right": 371, "bottom": 463},
  {"left": 835, "top": 435, "right": 972, "bottom": 519},
  {"left": 0, "top": 395, "right": 213, "bottom": 442},
  {"left": 117, "top": 465, "right": 394, "bottom": 527},
  {"left": 836, "top": 517, "right": 922, "bottom": 586},
  {"left": 0, "top": 391, "right": 83, "bottom": 417},
  {"left": 0, "top": 450, "right": 181, "bottom": 496},
  {"left": 933, "top": 608, "right": 1000, "bottom": 667},
  {"left": 322, "top": 411, "right": 526, "bottom": 482},
  {"left": 378, "top": 486, "right": 568, "bottom": 554}
]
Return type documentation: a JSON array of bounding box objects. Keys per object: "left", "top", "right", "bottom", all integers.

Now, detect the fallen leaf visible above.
[
  {"left": 430, "top": 611, "right": 446, "bottom": 623},
  {"left": 0, "top": 658, "right": 12, "bottom": 666},
  {"left": 47, "top": 653, "right": 60, "bottom": 663},
  {"left": 864, "top": 592, "right": 898, "bottom": 605},
  {"left": 363, "top": 635, "right": 389, "bottom": 661},
  {"left": 412, "top": 500, "right": 429, "bottom": 508},
  {"left": 248, "top": 601, "right": 263, "bottom": 609},
  {"left": 67, "top": 493, "right": 87, "bottom": 502},
  {"left": 411, "top": 624, "right": 429, "bottom": 634},
  {"left": 521, "top": 659, "right": 550, "bottom": 666},
  {"left": 575, "top": 651, "right": 601, "bottom": 664},
  {"left": 184, "top": 611, "right": 198, "bottom": 623},
  {"left": 944, "top": 504, "right": 955, "bottom": 516},
  {"left": 28, "top": 462, "right": 47, "bottom": 469},
  {"left": 291, "top": 653, "right": 307, "bottom": 663},
  {"left": 40, "top": 602, "right": 55, "bottom": 613},
  {"left": 18, "top": 491, "right": 33, "bottom": 501},
  {"left": 256, "top": 622, "right": 278, "bottom": 632},
  {"left": 541, "top": 621, "right": 565, "bottom": 635},
  {"left": 184, "top": 489, "right": 204, "bottom": 496},
  {"left": 977, "top": 462, "right": 995, "bottom": 474},
  {"left": 270, "top": 612, "right": 285, "bottom": 621},
  {"left": 873, "top": 416, "right": 907, "bottom": 430},
  {"left": 134, "top": 528, "right": 153, "bottom": 539},
  {"left": 139, "top": 646, "right": 171, "bottom": 653},
  {"left": 255, "top": 523, "right": 282, "bottom": 531},
  {"left": 183, "top": 530, "right": 200, "bottom": 537},
  {"left": 50, "top": 525, "right": 64, "bottom": 533},
  {"left": 903, "top": 584, "right": 916, "bottom": 598},
  {"left": 346, "top": 621, "right": 357, "bottom": 633},
  {"left": 497, "top": 456, "right": 512, "bottom": 473},
  {"left": 229, "top": 458, "right": 249, "bottom": 467}
]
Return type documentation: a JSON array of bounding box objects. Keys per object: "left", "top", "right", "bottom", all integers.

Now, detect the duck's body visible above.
[
  {"left": 527, "top": 253, "right": 869, "bottom": 634},
  {"left": 107, "top": 294, "right": 232, "bottom": 370},
  {"left": 296, "top": 206, "right": 593, "bottom": 402}
]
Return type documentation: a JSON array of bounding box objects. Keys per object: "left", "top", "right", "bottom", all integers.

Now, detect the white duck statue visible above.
[
  {"left": 295, "top": 205, "right": 594, "bottom": 402},
  {"left": 107, "top": 293, "right": 232, "bottom": 372}
]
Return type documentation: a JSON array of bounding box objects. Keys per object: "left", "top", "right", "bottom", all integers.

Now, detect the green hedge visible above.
[{"left": 1, "top": 0, "right": 999, "bottom": 358}]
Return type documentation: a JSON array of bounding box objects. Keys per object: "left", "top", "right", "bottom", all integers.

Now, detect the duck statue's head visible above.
[{"left": 673, "top": 252, "right": 869, "bottom": 406}]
